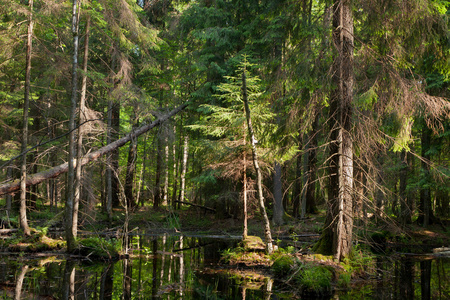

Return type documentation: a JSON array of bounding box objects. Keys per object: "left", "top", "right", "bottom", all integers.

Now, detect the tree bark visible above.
[
  {"left": 316, "top": 0, "right": 354, "bottom": 261},
  {"left": 154, "top": 132, "right": 163, "bottom": 208},
  {"left": 0, "top": 103, "right": 188, "bottom": 196},
  {"left": 65, "top": 0, "right": 80, "bottom": 252},
  {"left": 242, "top": 126, "right": 248, "bottom": 239},
  {"left": 125, "top": 112, "right": 138, "bottom": 209},
  {"left": 178, "top": 135, "right": 189, "bottom": 206},
  {"left": 292, "top": 138, "right": 302, "bottom": 218},
  {"left": 242, "top": 69, "right": 273, "bottom": 254},
  {"left": 272, "top": 161, "right": 284, "bottom": 225},
  {"left": 418, "top": 126, "right": 433, "bottom": 226},
  {"left": 306, "top": 116, "right": 319, "bottom": 214},
  {"left": 73, "top": 14, "right": 90, "bottom": 245},
  {"left": 19, "top": 0, "right": 33, "bottom": 236},
  {"left": 399, "top": 150, "right": 411, "bottom": 225}
]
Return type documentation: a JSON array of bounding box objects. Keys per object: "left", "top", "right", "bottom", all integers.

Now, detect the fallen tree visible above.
[{"left": 0, "top": 102, "right": 188, "bottom": 196}]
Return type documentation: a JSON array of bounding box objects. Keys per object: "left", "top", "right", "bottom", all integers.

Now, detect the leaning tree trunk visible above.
[
  {"left": 19, "top": 0, "right": 33, "bottom": 236},
  {"left": 65, "top": 0, "right": 80, "bottom": 252},
  {"left": 242, "top": 69, "right": 273, "bottom": 254},
  {"left": 0, "top": 103, "right": 188, "bottom": 196},
  {"left": 315, "top": 0, "right": 354, "bottom": 261}
]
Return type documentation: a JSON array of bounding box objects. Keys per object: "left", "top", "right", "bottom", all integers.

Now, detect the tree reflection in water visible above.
[{"left": 0, "top": 236, "right": 448, "bottom": 299}]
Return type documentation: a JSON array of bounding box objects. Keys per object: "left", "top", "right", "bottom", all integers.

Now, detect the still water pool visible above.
[{"left": 0, "top": 234, "right": 448, "bottom": 299}]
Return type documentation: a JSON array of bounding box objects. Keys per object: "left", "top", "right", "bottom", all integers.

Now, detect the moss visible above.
[
  {"left": 272, "top": 255, "right": 293, "bottom": 276},
  {"left": 312, "top": 231, "right": 334, "bottom": 256},
  {"left": 241, "top": 236, "right": 265, "bottom": 251}
]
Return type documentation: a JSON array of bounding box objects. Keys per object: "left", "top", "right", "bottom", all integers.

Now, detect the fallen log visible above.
[
  {"left": 0, "top": 102, "right": 188, "bottom": 196},
  {"left": 173, "top": 200, "right": 216, "bottom": 212}
]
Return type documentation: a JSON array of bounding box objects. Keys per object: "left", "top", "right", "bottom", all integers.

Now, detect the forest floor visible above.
[{"left": 0, "top": 204, "right": 448, "bottom": 254}]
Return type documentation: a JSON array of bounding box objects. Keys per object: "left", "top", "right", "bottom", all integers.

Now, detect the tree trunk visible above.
[
  {"left": 316, "top": 0, "right": 354, "bottom": 261},
  {"left": 242, "top": 126, "right": 248, "bottom": 239},
  {"left": 242, "top": 69, "right": 273, "bottom": 254},
  {"left": 292, "top": 138, "right": 302, "bottom": 218},
  {"left": 111, "top": 102, "right": 121, "bottom": 208},
  {"left": 399, "top": 150, "right": 411, "bottom": 225},
  {"left": 14, "top": 265, "right": 28, "bottom": 300},
  {"left": 178, "top": 135, "right": 189, "bottom": 206},
  {"left": 125, "top": 107, "right": 138, "bottom": 209},
  {"left": 171, "top": 125, "right": 179, "bottom": 208},
  {"left": 125, "top": 122, "right": 137, "bottom": 209},
  {"left": 65, "top": 0, "right": 80, "bottom": 252},
  {"left": 0, "top": 103, "right": 188, "bottom": 196},
  {"left": 418, "top": 126, "right": 433, "bottom": 226},
  {"left": 20, "top": 0, "right": 33, "bottom": 236},
  {"left": 163, "top": 137, "right": 169, "bottom": 206},
  {"left": 272, "top": 160, "right": 284, "bottom": 225},
  {"left": 73, "top": 14, "right": 90, "bottom": 244},
  {"left": 306, "top": 116, "right": 319, "bottom": 214},
  {"left": 154, "top": 132, "right": 163, "bottom": 208}
]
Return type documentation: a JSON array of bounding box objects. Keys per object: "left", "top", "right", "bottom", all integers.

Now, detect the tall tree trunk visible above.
[
  {"left": 73, "top": 15, "right": 90, "bottom": 243},
  {"left": 65, "top": 0, "right": 80, "bottom": 252},
  {"left": 316, "top": 0, "right": 354, "bottom": 261},
  {"left": 272, "top": 160, "right": 284, "bottom": 225},
  {"left": 20, "top": 0, "right": 33, "bottom": 236},
  {"left": 242, "top": 69, "right": 273, "bottom": 254}
]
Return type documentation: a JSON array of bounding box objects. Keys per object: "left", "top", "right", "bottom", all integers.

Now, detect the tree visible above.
[
  {"left": 65, "top": 0, "right": 80, "bottom": 252},
  {"left": 19, "top": 0, "right": 34, "bottom": 236},
  {"left": 315, "top": 0, "right": 354, "bottom": 261},
  {"left": 242, "top": 66, "right": 273, "bottom": 254}
]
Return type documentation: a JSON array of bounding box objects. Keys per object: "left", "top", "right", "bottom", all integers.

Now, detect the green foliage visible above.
[
  {"left": 221, "top": 246, "right": 245, "bottom": 264},
  {"left": 271, "top": 254, "right": 296, "bottom": 277},
  {"left": 297, "top": 264, "right": 333, "bottom": 295},
  {"left": 78, "top": 237, "right": 121, "bottom": 260}
]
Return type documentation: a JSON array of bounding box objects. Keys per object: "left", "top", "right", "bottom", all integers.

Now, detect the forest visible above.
[{"left": 0, "top": 0, "right": 449, "bottom": 298}]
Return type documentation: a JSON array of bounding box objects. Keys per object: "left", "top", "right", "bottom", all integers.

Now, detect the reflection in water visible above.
[
  {"left": 0, "top": 235, "right": 448, "bottom": 299},
  {"left": 14, "top": 265, "right": 28, "bottom": 300}
]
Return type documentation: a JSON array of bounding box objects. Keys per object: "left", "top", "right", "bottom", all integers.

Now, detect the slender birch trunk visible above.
[{"left": 242, "top": 69, "right": 273, "bottom": 254}]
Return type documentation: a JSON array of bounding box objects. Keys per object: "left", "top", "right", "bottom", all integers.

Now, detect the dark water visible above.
[{"left": 0, "top": 234, "right": 448, "bottom": 299}]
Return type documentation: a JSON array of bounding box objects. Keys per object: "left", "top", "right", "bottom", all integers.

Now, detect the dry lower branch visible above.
[
  {"left": 0, "top": 102, "right": 188, "bottom": 196},
  {"left": 173, "top": 200, "right": 216, "bottom": 212}
]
